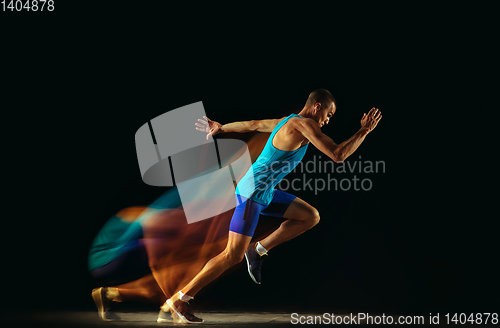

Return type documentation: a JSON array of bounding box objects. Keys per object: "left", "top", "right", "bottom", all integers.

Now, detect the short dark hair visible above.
[{"left": 306, "top": 89, "right": 336, "bottom": 109}]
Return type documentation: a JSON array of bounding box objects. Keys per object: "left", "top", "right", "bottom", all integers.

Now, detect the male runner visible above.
[{"left": 166, "top": 89, "right": 382, "bottom": 323}]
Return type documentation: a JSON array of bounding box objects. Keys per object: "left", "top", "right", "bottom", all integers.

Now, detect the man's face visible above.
[{"left": 316, "top": 103, "right": 336, "bottom": 128}]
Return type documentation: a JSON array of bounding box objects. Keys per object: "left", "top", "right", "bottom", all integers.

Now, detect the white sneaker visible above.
[
  {"left": 91, "top": 287, "right": 117, "bottom": 321},
  {"left": 157, "top": 309, "right": 173, "bottom": 323}
]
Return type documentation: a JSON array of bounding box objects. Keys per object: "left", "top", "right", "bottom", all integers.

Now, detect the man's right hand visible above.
[
  {"left": 360, "top": 107, "right": 382, "bottom": 132},
  {"left": 195, "top": 116, "right": 223, "bottom": 140}
]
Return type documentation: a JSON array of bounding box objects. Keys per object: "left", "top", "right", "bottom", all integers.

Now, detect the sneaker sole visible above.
[
  {"left": 166, "top": 299, "right": 204, "bottom": 324},
  {"left": 244, "top": 252, "right": 261, "bottom": 285},
  {"left": 157, "top": 317, "right": 172, "bottom": 323}
]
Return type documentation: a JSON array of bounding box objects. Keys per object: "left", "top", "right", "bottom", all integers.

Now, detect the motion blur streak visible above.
[{"left": 88, "top": 132, "right": 277, "bottom": 304}]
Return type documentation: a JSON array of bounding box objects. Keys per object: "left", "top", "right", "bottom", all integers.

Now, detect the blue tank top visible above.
[{"left": 235, "top": 114, "right": 309, "bottom": 205}]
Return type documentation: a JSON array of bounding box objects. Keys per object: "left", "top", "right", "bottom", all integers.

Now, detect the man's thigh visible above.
[
  {"left": 261, "top": 190, "right": 318, "bottom": 221},
  {"left": 260, "top": 190, "right": 296, "bottom": 217},
  {"left": 282, "top": 197, "right": 319, "bottom": 221},
  {"left": 227, "top": 231, "right": 252, "bottom": 255},
  {"left": 229, "top": 196, "right": 267, "bottom": 237}
]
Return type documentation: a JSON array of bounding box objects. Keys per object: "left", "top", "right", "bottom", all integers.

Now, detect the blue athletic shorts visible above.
[{"left": 229, "top": 190, "right": 296, "bottom": 237}]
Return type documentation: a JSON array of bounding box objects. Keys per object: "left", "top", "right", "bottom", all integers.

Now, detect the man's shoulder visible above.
[
  {"left": 288, "top": 116, "right": 316, "bottom": 128},
  {"left": 282, "top": 117, "right": 318, "bottom": 141}
]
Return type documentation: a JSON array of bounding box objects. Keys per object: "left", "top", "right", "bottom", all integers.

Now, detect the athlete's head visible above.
[{"left": 306, "top": 89, "right": 337, "bottom": 128}]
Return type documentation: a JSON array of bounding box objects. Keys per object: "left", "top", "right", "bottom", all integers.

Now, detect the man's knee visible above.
[{"left": 224, "top": 248, "right": 246, "bottom": 266}]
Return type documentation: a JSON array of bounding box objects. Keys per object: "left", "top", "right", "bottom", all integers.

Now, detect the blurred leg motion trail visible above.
[{"left": 88, "top": 134, "right": 275, "bottom": 321}]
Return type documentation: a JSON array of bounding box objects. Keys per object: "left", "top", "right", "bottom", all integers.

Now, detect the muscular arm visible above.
[
  {"left": 196, "top": 116, "right": 284, "bottom": 139},
  {"left": 299, "top": 121, "right": 368, "bottom": 162},
  {"left": 220, "top": 118, "right": 283, "bottom": 133},
  {"left": 297, "top": 107, "right": 382, "bottom": 163}
]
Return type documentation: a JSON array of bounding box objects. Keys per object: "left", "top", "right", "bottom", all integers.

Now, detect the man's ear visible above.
[{"left": 313, "top": 102, "right": 322, "bottom": 114}]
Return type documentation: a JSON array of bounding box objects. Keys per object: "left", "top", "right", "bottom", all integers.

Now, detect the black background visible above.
[{"left": 2, "top": 1, "right": 497, "bottom": 320}]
